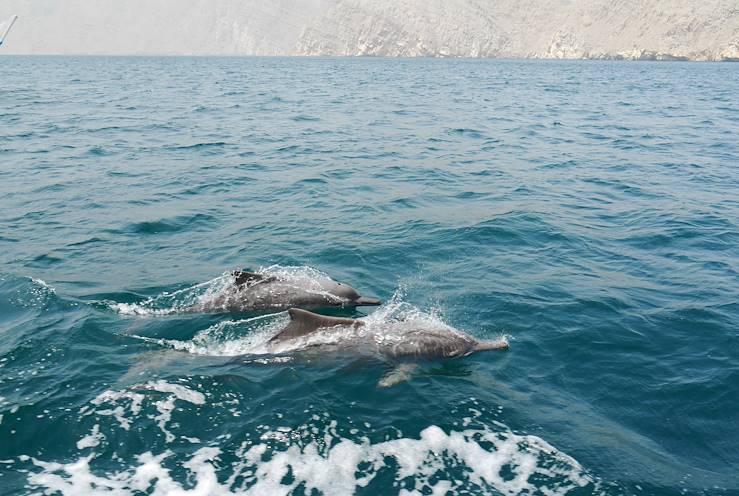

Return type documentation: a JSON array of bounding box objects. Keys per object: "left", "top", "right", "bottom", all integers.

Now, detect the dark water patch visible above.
[
  {"left": 26, "top": 253, "right": 63, "bottom": 268},
  {"left": 292, "top": 114, "right": 320, "bottom": 122},
  {"left": 139, "top": 122, "right": 180, "bottom": 132},
  {"left": 32, "top": 182, "right": 68, "bottom": 193},
  {"left": 167, "top": 142, "right": 229, "bottom": 152},
  {"left": 448, "top": 127, "right": 485, "bottom": 139},
  {"left": 289, "top": 177, "right": 329, "bottom": 188},
  {"left": 86, "top": 146, "right": 110, "bottom": 156},
  {"left": 179, "top": 180, "right": 250, "bottom": 196},
  {"left": 453, "top": 191, "right": 489, "bottom": 200},
  {"left": 378, "top": 197, "right": 419, "bottom": 212},
  {"left": 66, "top": 237, "right": 107, "bottom": 248},
  {"left": 123, "top": 213, "right": 218, "bottom": 235},
  {"left": 106, "top": 169, "right": 149, "bottom": 178}
]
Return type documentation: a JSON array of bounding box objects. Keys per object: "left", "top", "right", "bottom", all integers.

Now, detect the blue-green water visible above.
[{"left": 1, "top": 57, "right": 738, "bottom": 495}]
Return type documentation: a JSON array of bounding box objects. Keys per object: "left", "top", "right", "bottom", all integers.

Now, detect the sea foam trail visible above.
[
  {"left": 108, "top": 265, "right": 343, "bottom": 316},
  {"left": 21, "top": 390, "right": 594, "bottom": 495},
  {"left": 133, "top": 312, "right": 289, "bottom": 357}
]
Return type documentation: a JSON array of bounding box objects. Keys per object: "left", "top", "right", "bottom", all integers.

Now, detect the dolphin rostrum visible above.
[
  {"left": 267, "top": 308, "right": 508, "bottom": 360},
  {"left": 189, "top": 271, "right": 381, "bottom": 313}
]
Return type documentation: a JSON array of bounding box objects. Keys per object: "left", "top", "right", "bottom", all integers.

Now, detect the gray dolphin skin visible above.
[
  {"left": 190, "top": 271, "right": 381, "bottom": 313},
  {"left": 268, "top": 308, "right": 508, "bottom": 359}
]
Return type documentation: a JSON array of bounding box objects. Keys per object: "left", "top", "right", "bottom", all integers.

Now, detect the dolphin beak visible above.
[{"left": 355, "top": 296, "right": 381, "bottom": 306}]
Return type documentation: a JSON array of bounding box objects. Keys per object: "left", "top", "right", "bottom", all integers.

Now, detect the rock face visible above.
[
  {"left": 296, "top": 0, "right": 739, "bottom": 61},
  {"left": 3, "top": 0, "right": 739, "bottom": 60},
  {"left": 296, "top": 0, "right": 507, "bottom": 57}
]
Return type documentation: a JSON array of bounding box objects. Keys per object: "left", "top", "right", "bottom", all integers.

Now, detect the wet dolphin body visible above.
[
  {"left": 267, "top": 308, "right": 508, "bottom": 360},
  {"left": 189, "top": 271, "right": 381, "bottom": 313}
]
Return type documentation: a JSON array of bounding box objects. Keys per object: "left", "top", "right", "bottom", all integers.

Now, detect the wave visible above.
[
  {"left": 20, "top": 389, "right": 594, "bottom": 495},
  {"left": 0, "top": 276, "right": 58, "bottom": 313}
]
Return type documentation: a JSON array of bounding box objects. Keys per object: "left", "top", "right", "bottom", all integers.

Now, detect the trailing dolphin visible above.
[
  {"left": 267, "top": 308, "right": 508, "bottom": 360},
  {"left": 188, "top": 270, "right": 381, "bottom": 313}
]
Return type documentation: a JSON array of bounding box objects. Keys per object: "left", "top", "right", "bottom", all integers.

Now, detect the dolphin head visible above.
[{"left": 319, "top": 280, "right": 381, "bottom": 306}]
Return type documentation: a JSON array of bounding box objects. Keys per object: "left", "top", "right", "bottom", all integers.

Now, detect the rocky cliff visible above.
[{"left": 3, "top": 0, "right": 738, "bottom": 60}]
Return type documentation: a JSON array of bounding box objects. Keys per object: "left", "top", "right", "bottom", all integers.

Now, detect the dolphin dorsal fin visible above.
[
  {"left": 269, "top": 309, "right": 361, "bottom": 344},
  {"left": 233, "top": 270, "right": 274, "bottom": 287}
]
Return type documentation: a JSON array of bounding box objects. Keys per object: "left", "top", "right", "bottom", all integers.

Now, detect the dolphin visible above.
[
  {"left": 188, "top": 271, "right": 381, "bottom": 313},
  {"left": 267, "top": 308, "right": 508, "bottom": 360}
]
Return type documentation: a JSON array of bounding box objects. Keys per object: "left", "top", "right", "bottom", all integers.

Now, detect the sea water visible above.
[{"left": 0, "top": 57, "right": 738, "bottom": 495}]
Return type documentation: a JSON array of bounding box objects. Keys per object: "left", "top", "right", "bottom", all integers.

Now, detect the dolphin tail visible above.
[{"left": 473, "top": 340, "right": 509, "bottom": 352}]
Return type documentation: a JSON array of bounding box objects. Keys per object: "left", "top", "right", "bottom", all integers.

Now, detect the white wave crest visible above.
[{"left": 22, "top": 413, "right": 593, "bottom": 495}]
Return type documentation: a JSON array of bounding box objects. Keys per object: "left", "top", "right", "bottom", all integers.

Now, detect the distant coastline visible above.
[
  {"left": 2, "top": 0, "right": 738, "bottom": 60},
  {"left": 1, "top": 54, "right": 737, "bottom": 62}
]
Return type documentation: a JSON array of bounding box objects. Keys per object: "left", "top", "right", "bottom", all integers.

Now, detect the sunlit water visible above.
[{"left": 1, "top": 57, "right": 738, "bottom": 495}]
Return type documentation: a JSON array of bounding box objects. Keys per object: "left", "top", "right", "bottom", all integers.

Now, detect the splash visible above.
[
  {"left": 107, "top": 265, "right": 342, "bottom": 316},
  {"left": 5, "top": 277, "right": 58, "bottom": 309},
  {"left": 20, "top": 402, "right": 595, "bottom": 495},
  {"left": 108, "top": 271, "right": 235, "bottom": 316},
  {"left": 133, "top": 313, "right": 289, "bottom": 357},
  {"left": 30, "top": 277, "right": 56, "bottom": 293}
]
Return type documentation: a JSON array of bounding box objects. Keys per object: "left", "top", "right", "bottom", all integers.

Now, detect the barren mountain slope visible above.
[{"left": 3, "top": 0, "right": 738, "bottom": 59}]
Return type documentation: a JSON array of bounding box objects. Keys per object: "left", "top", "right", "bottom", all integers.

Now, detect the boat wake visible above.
[{"left": 17, "top": 387, "right": 595, "bottom": 495}]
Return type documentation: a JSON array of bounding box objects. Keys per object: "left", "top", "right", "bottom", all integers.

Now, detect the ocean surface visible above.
[{"left": 1, "top": 57, "right": 738, "bottom": 495}]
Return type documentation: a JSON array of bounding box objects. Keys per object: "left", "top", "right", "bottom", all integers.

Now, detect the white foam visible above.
[
  {"left": 23, "top": 419, "right": 593, "bottom": 495},
  {"left": 109, "top": 271, "right": 235, "bottom": 316},
  {"left": 84, "top": 381, "right": 204, "bottom": 440},
  {"left": 31, "top": 277, "right": 55, "bottom": 293},
  {"left": 145, "top": 380, "right": 205, "bottom": 405},
  {"left": 88, "top": 389, "right": 145, "bottom": 431},
  {"left": 109, "top": 302, "right": 176, "bottom": 316},
  {"left": 133, "top": 312, "right": 288, "bottom": 357},
  {"left": 76, "top": 425, "right": 104, "bottom": 450}
]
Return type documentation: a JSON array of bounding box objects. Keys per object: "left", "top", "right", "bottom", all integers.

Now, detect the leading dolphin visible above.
[
  {"left": 267, "top": 308, "right": 508, "bottom": 360},
  {"left": 189, "top": 271, "right": 381, "bottom": 313}
]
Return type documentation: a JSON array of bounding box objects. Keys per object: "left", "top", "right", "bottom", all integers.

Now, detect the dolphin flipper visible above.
[
  {"left": 269, "top": 308, "right": 361, "bottom": 344},
  {"left": 378, "top": 363, "right": 420, "bottom": 387}
]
